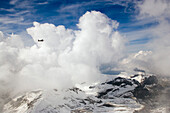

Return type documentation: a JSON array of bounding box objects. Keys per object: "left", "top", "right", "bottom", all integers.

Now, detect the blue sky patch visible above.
[{"left": 0, "top": 0, "right": 157, "bottom": 52}]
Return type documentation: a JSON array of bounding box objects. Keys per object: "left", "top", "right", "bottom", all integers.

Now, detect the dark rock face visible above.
[
  {"left": 143, "top": 75, "right": 158, "bottom": 85},
  {"left": 133, "top": 75, "right": 159, "bottom": 99},
  {"left": 97, "top": 88, "right": 114, "bottom": 98},
  {"left": 97, "top": 74, "right": 169, "bottom": 112},
  {"left": 133, "top": 79, "right": 140, "bottom": 86},
  {"left": 69, "top": 87, "right": 83, "bottom": 94},
  {"left": 97, "top": 76, "right": 140, "bottom": 99},
  {"left": 97, "top": 75, "right": 162, "bottom": 101},
  {"left": 134, "top": 76, "right": 170, "bottom": 113},
  {"left": 106, "top": 77, "right": 134, "bottom": 86},
  {"left": 133, "top": 86, "right": 151, "bottom": 99},
  {"left": 102, "top": 103, "right": 116, "bottom": 107},
  {"left": 133, "top": 75, "right": 161, "bottom": 99}
]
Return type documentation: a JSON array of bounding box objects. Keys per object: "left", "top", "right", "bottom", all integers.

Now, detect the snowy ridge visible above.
[
  {"left": 3, "top": 73, "right": 164, "bottom": 113},
  {"left": 3, "top": 90, "right": 42, "bottom": 113}
]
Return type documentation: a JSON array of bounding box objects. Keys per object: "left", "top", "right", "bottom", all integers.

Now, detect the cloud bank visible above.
[
  {"left": 121, "top": 0, "right": 170, "bottom": 76},
  {"left": 0, "top": 11, "right": 125, "bottom": 98},
  {"left": 136, "top": 0, "right": 170, "bottom": 76}
]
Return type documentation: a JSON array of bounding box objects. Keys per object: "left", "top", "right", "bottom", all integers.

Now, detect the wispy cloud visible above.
[
  {"left": 0, "top": 0, "right": 40, "bottom": 33},
  {"left": 58, "top": 4, "right": 82, "bottom": 12},
  {"left": 56, "top": 1, "right": 93, "bottom": 15},
  {"left": 7, "top": 10, "right": 30, "bottom": 17},
  {"left": 9, "top": 0, "right": 19, "bottom": 5},
  {"left": 0, "top": 17, "right": 24, "bottom": 24},
  {"left": 0, "top": 8, "right": 16, "bottom": 12},
  {"left": 14, "top": 0, "right": 34, "bottom": 9},
  {"left": 37, "top": 1, "right": 49, "bottom": 5}
]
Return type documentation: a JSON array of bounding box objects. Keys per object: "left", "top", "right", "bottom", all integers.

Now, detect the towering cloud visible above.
[
  {"left": 0, "top": 11, "right": 125, "bottom": 103},
  {"left": 24, "top": 11, "right": 125, "bottom": 87}
]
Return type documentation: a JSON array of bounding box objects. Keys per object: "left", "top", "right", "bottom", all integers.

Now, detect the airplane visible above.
[{"left": 38, "top": 39, "right": 44, "bottom": 42}]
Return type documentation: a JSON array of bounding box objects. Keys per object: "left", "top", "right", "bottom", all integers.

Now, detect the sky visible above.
[
  {"left": 0, "top": 0, "right": 170, "bottom": 111},
  {"left": 0, "top": 0, "right": 137, "bottom": 31},
  {"left": 0, "top": 0, "right": 156, "bottom": 52},
  {"left": 0, "top": 0, "right": 170, "bottom": 80}
]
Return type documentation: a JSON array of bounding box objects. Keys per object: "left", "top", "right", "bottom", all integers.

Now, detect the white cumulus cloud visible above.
[{"left": 0, "top": 11, "right": 125, "bottom": 104}]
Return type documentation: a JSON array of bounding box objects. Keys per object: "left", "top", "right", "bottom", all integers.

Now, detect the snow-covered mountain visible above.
[{"left": 3, "top": 73, "right": 169, "bottom": 113}]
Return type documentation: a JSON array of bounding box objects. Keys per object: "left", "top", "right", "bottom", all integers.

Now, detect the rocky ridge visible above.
[{"left": 3, "top": 73, "right": 169, "bottom": 113}]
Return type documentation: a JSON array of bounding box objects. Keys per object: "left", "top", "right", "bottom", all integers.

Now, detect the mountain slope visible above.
[{"left": 3, "top": 74, "right": 169, "bottom": 113}]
